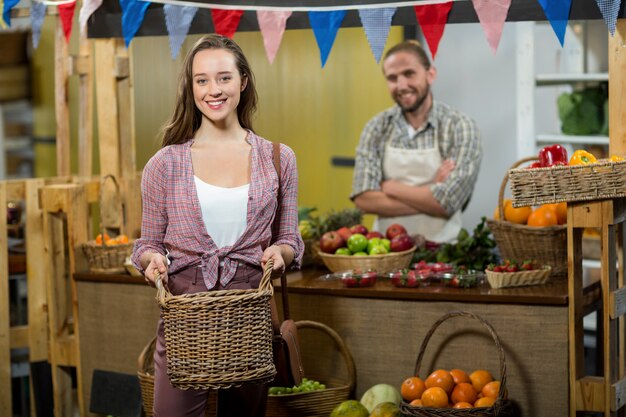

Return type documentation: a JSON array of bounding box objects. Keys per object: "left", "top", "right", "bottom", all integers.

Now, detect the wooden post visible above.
[
  {"left": 54, "top": 18, "right": 71, "bottom": 177},
  {"left": 608, "top": 20, "right": 626, "bottom": 156},
  {"left": 73, "top": 30, "right": 94, "bottom": 177},
  {"left": 0, "top": 182, "right": 11, "bottom": 416},
  {"left": 41, "top": 184, "right": 89, "bottom": 417}
]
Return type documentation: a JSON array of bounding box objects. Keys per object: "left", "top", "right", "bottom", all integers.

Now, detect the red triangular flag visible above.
[
  {"left": 211, "top": 9, "right": 244, "bottom": 38},
  {"left": 58, "top": 1, "right": 77, "bottom": 43},
  {"left": 413, "top": 2, "right": 453, "bottom": 60}
]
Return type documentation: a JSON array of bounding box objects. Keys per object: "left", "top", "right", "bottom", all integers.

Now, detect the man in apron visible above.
[{"left": 351, "top": 40, "right": 481, "bottom": 243}]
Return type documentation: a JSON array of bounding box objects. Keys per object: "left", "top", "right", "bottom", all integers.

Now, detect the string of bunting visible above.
[{"left": 1, "top": 0, "right": 623, "bottom": 66}]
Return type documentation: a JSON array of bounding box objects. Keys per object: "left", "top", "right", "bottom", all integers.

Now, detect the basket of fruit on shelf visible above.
[
  {"left": 484, "top": 259, "right": 551, "bottom": 289},
  {"left": 317, "top": 223, "right": 418, "bottom": 274},
  {"left": 82, "top": 232, "right": 133, "bottom": 274}
]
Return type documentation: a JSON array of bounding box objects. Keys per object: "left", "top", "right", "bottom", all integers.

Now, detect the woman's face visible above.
[{"left": 191, "top": 48, "right": 246, "bottom": 125}]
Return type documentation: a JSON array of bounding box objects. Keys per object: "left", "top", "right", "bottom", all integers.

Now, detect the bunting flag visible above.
[
  {"left": 472, "top": 0, "right": 511, "bottom": 54},
  {"left": 31, "top": 1, "right": 47, "bottom": 48},
  {"left": 2, "top": 0, "right": 19, "bottom": 26},
  {"left": 358, "top": 7, "right": 396, "bottom": 63},
  {"left": 257, "top": 10, "right": 292, "bottom": 64},
  {"left": 308, "top": 10, "right": 346, "bottom": 67},
  {"left": 211, "top": 9, "right": 243, "bottom": 38},
  {"left": 413, "top": 2, "right": 453, "bottom": 60},
  {"left": 79, "top": 0, "right": 104, "bottom": 35},
  {"left": 595, "top": 0, "right": 620, "bottom": 36},
  {"left": 536, "top": 0, "right": 572, "bottom": 46},
  {"left": 164, "top": 4, "right": 198, "bottom": 59},
  {"left": 58, "top": 1, "right": 77, "bottom": 43},
  {"left": 120, "top": 0, "right": 151, "bottom": 46}
]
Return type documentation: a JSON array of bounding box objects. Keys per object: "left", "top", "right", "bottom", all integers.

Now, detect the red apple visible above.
[
  {"left": 336, "top": 226, "right": 353, "bottom": 242},
  {"left": 390, "top": 233, "right": 414, "bottom": 252},
  {"left": 366, "top": 231, "right": 384, "bottom": 239},
  {"left": 319, "top": 231, "right": 345, "bottom": 254},
  {"left": 386, "top": 223, "right": 408, "bottom": 240},
  {"left": 350, "top": 224, "right": 369, "bottom": 235}
]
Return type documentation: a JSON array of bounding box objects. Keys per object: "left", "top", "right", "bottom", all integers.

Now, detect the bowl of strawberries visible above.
[{"left": 485, "top": 259, "right": 552, "bottom": 289}]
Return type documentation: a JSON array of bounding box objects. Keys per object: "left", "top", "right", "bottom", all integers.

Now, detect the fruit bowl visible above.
[
  {"left": 317, "top": 246, "right": 417, "bottom": 274},
  {"left": 485, "top": 265, "right": 552, "bottom": 288}
]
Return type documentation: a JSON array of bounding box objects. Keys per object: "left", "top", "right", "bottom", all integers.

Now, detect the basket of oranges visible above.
[
  {"left": 486, "top": 157, "right": 567, "bottom": 276},
  {"left": 398, "top": 311, "right": 514, "bottom": 417}
]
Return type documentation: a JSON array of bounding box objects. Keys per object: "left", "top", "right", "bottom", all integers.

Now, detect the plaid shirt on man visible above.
[
  {"left": 132, "top": 132, "right": 303, "bottom": 290},
  {"left": 351, "top": 101, "right": 482, "bottom": 215}
]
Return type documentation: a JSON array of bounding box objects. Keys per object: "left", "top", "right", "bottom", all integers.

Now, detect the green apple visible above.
[
  {"left": 335, "top": 247, "right": 352, "bottom": 256},
  {"left": 380, "top": 238, "right": 391, "bottom": 252},
  {"left": 352, "top": 251, "right": 368, "bottom": 256},
  {"left": 367, "top": 237, "right": 382, "bottom": 254},
  {"left": 347, "top": 233, "right": 368, "bottom": 253},
  {"left": 369, "top": 244, "right": 389, "bottom": 255}
]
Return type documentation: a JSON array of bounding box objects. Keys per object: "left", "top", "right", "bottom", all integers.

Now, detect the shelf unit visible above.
[{"left": 516, "top": 21, "right": 609, "bottom": 159}]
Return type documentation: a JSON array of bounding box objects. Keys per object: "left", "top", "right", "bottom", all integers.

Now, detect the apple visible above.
[
  {"left": 347, "top": 233, "right": 368, "bottom": 253},
  {"left": 386, "top": 223, "right": 408, "bottom": 240},
  {"left": 390, "top": 233, "right": 414, "bottom": 252},
  {"left": 335, "top": 247, "right": 352, "bottom": 256},
  {"left": 367, "top": 237, "right": 382, "bottom": 254},
  {"left": 319, "top": 231, "right": 345, "bottom": 254},
  {"left": 336, "top": 226, "right": 353, "bottom": 242},
  {"left": 380, "top": 238, "right": 391, "bottom": 252},
  {"left": 366, "top": 231, "right": 384, "bottom": 239},
  {"left": 350, "top": 224, "right": 369, "bottom": 235},
  {"left": 369, "top": 245, "right": 389, "bottom": 255}
]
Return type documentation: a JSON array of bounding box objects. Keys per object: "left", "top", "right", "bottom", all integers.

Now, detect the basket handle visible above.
[
  {"left": 98, "top": 174, "right": 124, "bottom": 246},
  {"left": 498, "top": 156, "right": 538, "bottom": 219},
  {"left": 413, "top": 311, "right": 508, "bottom": 404},
  {"left": 155, "top": 259, "right": 275, "bottom": 307},
  {"left": 137, "top": 336, "right": 157, "bottom": 373},
  {"left": 295, "top": 320, "right": 357, "bottom": 396}
]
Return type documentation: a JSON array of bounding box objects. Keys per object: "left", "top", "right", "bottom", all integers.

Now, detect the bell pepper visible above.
[
  {"left": 570, "top": 150, "right": 597, "bottom": 165},
  {"left": 538, "top": 144, "right": 569, "bottom": 167},
  {"left": 610, "top": 155, "right": 625, "bottom": 162}
]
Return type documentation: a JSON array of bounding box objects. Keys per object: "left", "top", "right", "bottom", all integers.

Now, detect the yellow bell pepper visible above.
[
  {"left": 610, "top": 155, "right": 625, "bottom": 162},
  {"left": 569, "top": 150, "right": 597, "bottom": 165}
]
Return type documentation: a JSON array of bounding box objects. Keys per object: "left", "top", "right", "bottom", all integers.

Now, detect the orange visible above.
[
  {"left": 409, "top": 399, "right": 422, "bottom": 407},
  {"left": 474, "top": 396, "right": 496, "bottom": 408},
  {"left": 450, "top": 382, "right": 478, "bottom": 405},
  {"left": 504, "top": 204, "right": 532, "bottom": 225},
  {"left": 555, "top": 202, "right": 567, "bottom": 225},
  {"left": 401, "top": 376, "right": 426, "bottom": 402},
  {"left": 421, "top": 387, "right": 448, "bottom": 408},
  {"left": 527, "top": 206, "right": 558, "bottom": 227},
  {"left": 449, "top": 369, "right": 470, "bottom": 385},
  {"left": 482, "top": 381, "right": 505, "bottom": 399},
  {"left": 425, "top": 370, "right": 455, "bottom": 394},
  {"left": 116, "top": 234, "right": 129, "bottom": 244},
  {"left": 453, "top": 402, "right": 473, "bottom": 409},
  {"left": 493, "top": 199, "right": 512, "bottom": 220},
  {"left": 469, "top": 369, "right": 493, "bottom": 393},
  {"left": 95, "top": 233, "right": 110, "bottom": 245}
]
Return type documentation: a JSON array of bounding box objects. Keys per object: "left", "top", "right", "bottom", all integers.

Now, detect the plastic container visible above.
[
  {"left": 440, "top": 270, "right": 485, "bottom": 288},
  {"left": 339, "top": 269, "right": 377, "bottom": 288},
  {"left": 388, "top": 269, "right": 431, "bottom": 288}
]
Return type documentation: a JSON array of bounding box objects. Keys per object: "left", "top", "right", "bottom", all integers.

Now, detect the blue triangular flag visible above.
[
  {"left": 537, "top": 0, "right": 572, "bottom": 46},
  {"left": 308, "top": 10, "right": 346, "bottom": 68},
  {"left": 3, "top": 0, "right": 20, "bottom": 27},
  {"left": 120, "top": 0, "right": 151, "bottom": 47},
  {"left": 164, "top": 4, "right": 198, "bottom": 59},
  {"left": 31, "top": 1, "right": 46, "bottom": 48},
  {"left": 358, "top": 7, "right": 396, "bottom": 63},
  {"left": 595, "top": 0, "right": 620, "bottom": 36}
]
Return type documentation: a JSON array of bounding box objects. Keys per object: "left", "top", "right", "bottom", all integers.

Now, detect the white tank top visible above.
[{"left": 194, "top": 176, "right": 249, "bottom": 248}]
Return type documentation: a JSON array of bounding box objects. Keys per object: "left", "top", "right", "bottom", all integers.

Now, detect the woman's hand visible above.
[
  {"left": 261, "top": 245, "right": 286, "bottom": 277},
  {"left": 143, "top": 253, "right": 169, "bottom": 287}
]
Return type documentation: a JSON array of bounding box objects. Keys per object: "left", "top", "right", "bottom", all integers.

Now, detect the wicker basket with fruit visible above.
[{"left": 485, "top": 260, "right": 551, "bottom": 289}]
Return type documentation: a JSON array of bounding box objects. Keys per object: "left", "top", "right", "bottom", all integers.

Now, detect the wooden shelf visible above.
[
  {"left": 536, "top": 133, "right": 609, "bottom": 145},
  {"left": 536, "top": 72, "right": 608, "bottom": 86}
]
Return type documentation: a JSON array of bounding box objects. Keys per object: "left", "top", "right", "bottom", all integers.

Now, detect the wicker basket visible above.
[
  {"left": 318, "top": 246, "right": 416, "bottom": 273},
  {"left": 399, "top": 311, "right": 514, "bottom": 417},
  {"left": 485, "top": 266, "right": 552, "bottom": 289},
  {"left": 508, "top": 158, "right": 626, "bottom": 207},
  {"left": 81, "top": 175, "right": 133, "bottom": 273},
  {"left": 266, "top": 320, "right": 356, "bottom": 417},
  {"left": 155, "top": 261, "right": 276, "bottom": 390},
  {"left": 487, "top": 157, "right": 567, "bottom": 276},
  {"left": 137, "top": 320, "right": 354, "bottom": 417}
]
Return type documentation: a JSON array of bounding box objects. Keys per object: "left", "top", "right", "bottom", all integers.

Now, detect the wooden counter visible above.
[{"left": 73, "top": 267, "right": 600, "bottom": 417}]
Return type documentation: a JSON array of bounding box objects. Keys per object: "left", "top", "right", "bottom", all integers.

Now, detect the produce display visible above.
[
  {"left": 94, "top": 232, "right": 130, "bottom": 245},
  {"left": 319, "top": 223, "right": 415, "bottom": 256},
  {"left": 400, "top": 368, "right": 505, "bottom": 409},
  {"left": 485, "top": 259, "right": 542, "bottom": 273},
  {"left": 268, "top": 377, "right": 326, "bottom": 395},
  {"left": 329, "top": 384, "right": 403, "bottom": 417}
]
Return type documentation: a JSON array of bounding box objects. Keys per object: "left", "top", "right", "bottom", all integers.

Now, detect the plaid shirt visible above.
[
  {"left": 132, "top": 132, "right": 304, "bottom": 290},
  {"left": 351, "top": 101, "right": 482, "bottom": 215}
]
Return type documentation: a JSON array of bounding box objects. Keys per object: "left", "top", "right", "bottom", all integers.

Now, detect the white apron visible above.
[{"left": 373, "top": 141, "right": 462, "bottom": 243}]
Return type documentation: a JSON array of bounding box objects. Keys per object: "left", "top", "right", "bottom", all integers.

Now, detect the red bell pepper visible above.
[{"left": 538, "top": 144, "right": 568, "bottom": 167}]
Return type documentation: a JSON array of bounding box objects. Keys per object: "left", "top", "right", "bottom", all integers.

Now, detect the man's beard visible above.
[{"left": 396, "top": 85, "right": 430, "bottom": 114}]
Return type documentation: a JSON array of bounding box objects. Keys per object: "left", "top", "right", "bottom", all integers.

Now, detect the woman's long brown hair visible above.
[{"left": 161, "top": 35, "right": 258, "bottom": 147}]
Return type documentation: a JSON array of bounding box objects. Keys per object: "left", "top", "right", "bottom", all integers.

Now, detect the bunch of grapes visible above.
[{"left": 268, "top": 378, "right": 327, "bottom": 395}]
